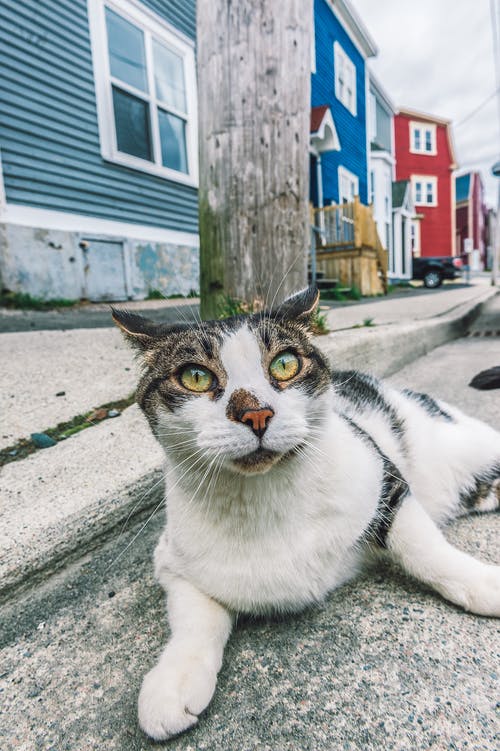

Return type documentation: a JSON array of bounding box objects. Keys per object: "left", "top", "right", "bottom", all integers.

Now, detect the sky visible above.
[{"left": 350, "top": 0, "right": 500, "bottom": 207}]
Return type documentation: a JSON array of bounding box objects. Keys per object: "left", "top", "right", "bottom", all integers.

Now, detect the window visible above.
[
  {"left": 369, "top": 170, "right": 375, "bottom": 205},
  {"left": 334, "top": 42, "right": 357, "bottom": 116},
  {"left": 412, "top": 175, "right": 437, "bottom": 206},
  {"left": 410, "top": 121, "right": 436, "bottom": 155},
  {"left": 88, "top": 0, "right": 197, "bottom": 185},
  {"left": 338, "top": 166, "right": 359, "bottom": 203},
  {"left": 369, "top": 91, "right": 377, "bottom": 141}
]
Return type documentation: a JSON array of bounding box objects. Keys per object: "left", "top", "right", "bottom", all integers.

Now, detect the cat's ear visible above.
[
  {"left": 111, "top": 308, "right": 168, "bottom": 351},
  {"left": 272, "top": 285, "right": 320, "bottom": 325}
]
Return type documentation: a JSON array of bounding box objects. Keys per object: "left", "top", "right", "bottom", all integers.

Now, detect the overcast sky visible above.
[{"left": 350, "top": 0, "right": 500, "bottom": 207}]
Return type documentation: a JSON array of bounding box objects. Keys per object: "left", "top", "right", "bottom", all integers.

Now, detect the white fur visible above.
[{"left": 137, "top": 324, "right": 500, "bottom": 740}]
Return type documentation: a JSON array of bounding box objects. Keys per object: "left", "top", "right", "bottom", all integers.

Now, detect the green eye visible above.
[
  {"left": 179, "top": 365, "right": 214, "bottom": 392},
  {"left": 269, "top": 351, "right": 300, "bottom": 382}
]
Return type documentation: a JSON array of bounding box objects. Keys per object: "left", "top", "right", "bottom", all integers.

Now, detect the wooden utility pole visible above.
[{"left": 197, "top": 0, "right": 312, "bottom": 319}]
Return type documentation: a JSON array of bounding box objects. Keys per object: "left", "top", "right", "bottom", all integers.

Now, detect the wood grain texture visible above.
[{"left": 197, "top": 0, "right": 311, "bottom": 318}]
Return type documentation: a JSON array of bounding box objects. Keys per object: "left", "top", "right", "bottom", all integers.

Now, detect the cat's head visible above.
[{"left": 113, "top": 287, "right": 331, "bottom": 475}]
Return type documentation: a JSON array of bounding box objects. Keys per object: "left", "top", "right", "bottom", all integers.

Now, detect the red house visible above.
[
  {"left": 455, "top": 172, "right": 487, "bottom": 270},
  {"left": 394, "top": 108, "right": 457, "bottom": 257}
]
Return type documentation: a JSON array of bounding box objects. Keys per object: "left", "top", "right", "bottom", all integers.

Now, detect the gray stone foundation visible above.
[{"left": 0, "top": 223, "right": 199, "bottom": 302}]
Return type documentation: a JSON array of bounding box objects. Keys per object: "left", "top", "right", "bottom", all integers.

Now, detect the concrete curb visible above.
[
  {"left": 321, "top": 286, "right": 497, "bottom": 377},
  {"left": 0, "top": 287, "right": 496, "bottom": 603}
]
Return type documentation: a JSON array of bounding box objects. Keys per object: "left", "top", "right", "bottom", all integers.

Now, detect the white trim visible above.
[
  {"left": 409, "top": 121, "right": 437, "bottom": 156},
  {"left": 87, "top": 0, "right": 198, "bottom": 186},
  {"left": 1, "top": 204, "right": 199, "bottom": 247},
  {"left": 338, "top": 165, "right": 359, "bottom": 202},
  {"left": 326, "top": 0, "right": 377, "bottom": 59},
  {"left": 411, "top": 175, "right": 438, "bottom": 207},
  {"left": 334, "top": 41, "right": 357, "bottom": 116},
  {"left": 310, "top": 108, "right": 341, "bottom": 152}
]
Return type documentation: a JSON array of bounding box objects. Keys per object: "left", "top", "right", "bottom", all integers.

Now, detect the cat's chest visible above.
[{"left": 162, "top": 486, "right": 369, "bottom": 614}]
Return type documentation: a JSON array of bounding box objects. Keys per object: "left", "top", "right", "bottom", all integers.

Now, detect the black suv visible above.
[{"left": 412, "top": 255, "right": 463, "bottom": 288}]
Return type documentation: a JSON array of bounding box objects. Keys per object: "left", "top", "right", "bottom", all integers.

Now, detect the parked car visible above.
[{"left": 412, "top": 256, "right": 463, "bottom": 288}]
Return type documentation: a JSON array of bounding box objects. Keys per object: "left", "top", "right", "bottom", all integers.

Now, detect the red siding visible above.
[{"left": 394, "top": 113, "right": 455, "bottom": 257}]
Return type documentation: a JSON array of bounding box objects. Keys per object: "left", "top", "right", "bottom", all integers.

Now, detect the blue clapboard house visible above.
[
  {"left": 0, "top": 0, "right": 380, "bottom": 301},
  {"left": 310, "top": 0, "right": 377, "bottom": 208},
  {"left": 0, "top": 0, "right": 199, "bottom": 301}
]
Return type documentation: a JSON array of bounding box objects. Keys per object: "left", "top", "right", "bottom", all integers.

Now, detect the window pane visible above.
[
  {"left": 425, "top": 130, "right": 432, "bottom": 151},
  {"left": 415, "top": 182, "right": 422, "bottom": 202},
  {"left": 414, "top": 129, "right": 421, "bottom": 150},
  {"left": 426, "top": 182, "right": 434, "bottom": 202},
  {"left": 153, "top": 40, "right": 187, "bottom": 112},
  {"left": 106, "top": 8, "right": 148, "bottom": 92},
  {"left": 112, "top": 87, "right": 152, "bottom": 161},
  {"left": 158, "top": 109, "right": 187, "bottom": 172}
]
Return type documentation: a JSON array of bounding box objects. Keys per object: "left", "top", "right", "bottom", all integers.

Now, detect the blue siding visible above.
[
  {"left": 312, "top": 0, "right": 368, "bottom": 205},
  {"left": 0, "top": 0, "right": 198, "bottom": 232},
  {"left": 456, "top": 174, "right": 470, "bottom": 203}
]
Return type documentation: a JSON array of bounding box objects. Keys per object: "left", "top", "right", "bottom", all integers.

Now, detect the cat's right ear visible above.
[{"left": 111, "top": 308, "right": 166, "bottom": 352}]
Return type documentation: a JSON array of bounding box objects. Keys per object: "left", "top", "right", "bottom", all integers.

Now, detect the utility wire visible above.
[{"left": 454, "top": 87, "right": 500, "bottom": 128}]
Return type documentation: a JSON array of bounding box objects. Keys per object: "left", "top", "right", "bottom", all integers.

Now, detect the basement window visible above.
[{"left": 89, "top": 0, "right": 198, "bottom": 185}]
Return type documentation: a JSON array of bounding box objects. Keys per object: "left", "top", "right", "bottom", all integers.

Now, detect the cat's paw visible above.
[
  {"left": 436, "top": 563, "right": 500, "bottom": 617},
  {"left": 138, "top": 646, "right": 218, "bottom": 740}
]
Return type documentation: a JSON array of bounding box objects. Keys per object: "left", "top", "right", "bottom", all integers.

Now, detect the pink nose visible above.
[{"left": 239, "top": 408, "right": 274, "bottom": 438}]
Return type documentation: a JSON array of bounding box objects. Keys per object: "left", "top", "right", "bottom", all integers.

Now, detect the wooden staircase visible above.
[{"left": 311, "top": 197, "right": 388, "bottom": 296}]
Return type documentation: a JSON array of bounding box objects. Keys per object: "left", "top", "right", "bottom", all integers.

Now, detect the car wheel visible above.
[{"left": 423, "top": 270, "right": 442, "bottom": 288}]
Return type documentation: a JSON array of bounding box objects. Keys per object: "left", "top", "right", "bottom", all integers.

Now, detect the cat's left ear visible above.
[
  {"left": 111, "top": 308, "right": 171, "bottom": 352},
  {"left": 272, "top": 285, "right": 320, "bottom": 326}
]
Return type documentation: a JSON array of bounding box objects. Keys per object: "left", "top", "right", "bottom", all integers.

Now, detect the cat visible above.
[{"left": 112, "top": 286, "right": 500, "bottom": 741}]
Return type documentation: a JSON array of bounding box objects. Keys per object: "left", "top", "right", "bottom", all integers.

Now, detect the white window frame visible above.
[
  {"left": 334, "top": 42, "right": 357, "bottom": 116},
  {"left": 338, "top": 166, "right": 359, "bottom": 203},
  {"left": 409, "top": 121, "right": 436, "bottom": 155},
  {"left": 88, "top": 0, "right": 198, "bottom": 186},
  {"left": 411, "top": 175, "right": 438, "bottom": 207},
  {"left": 369, "top": 91, "right": 377, "bottom": 142}
]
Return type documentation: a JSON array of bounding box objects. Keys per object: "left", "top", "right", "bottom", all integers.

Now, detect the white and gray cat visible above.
[{"left": 113, "top": 286, "right": 500, "bottom": 741}]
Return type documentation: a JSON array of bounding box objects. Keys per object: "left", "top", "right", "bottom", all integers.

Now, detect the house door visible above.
[{"left": 81, "top": 238, "right": 128, "bottom": 301}]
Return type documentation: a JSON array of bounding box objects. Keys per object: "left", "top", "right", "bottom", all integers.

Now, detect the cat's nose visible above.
[{"left": 239, "top": 408, "right": 274, "bottom": 439}]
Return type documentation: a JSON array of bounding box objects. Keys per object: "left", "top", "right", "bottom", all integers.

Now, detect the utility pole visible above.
[
  {"left": 490, "top": 0, "right": 500, "bottom": 285},
  {"left": 197, "top": 0, "right": 312, "bottom": 319}
]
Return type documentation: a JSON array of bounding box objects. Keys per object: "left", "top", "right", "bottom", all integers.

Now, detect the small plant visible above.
[
  {"left": 350, "top": 284, "right": 362, "bottom": 301},
  {"left": 146, "top": 288, "right": 165, "bottom": 300},
  {"left": 0, "top": 290, "right": 77, "bottom": 310},
  {"left": 217, "top": 295, "right": 256, "bottom": 319},
  {"left": 363, "top": 317, "right": 375, "bottom": 327},
  {"left": 311, "top": 308, "right": 330, "bottom": 335}
]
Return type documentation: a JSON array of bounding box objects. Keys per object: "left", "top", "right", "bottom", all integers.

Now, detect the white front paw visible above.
[
  {"left": 437, "top": 563, "right": 500, "bottom": 617},
  {"left": 138, "top": 645, "right": 218, "bottom": 741}
]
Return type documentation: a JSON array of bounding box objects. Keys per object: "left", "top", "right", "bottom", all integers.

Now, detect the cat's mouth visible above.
[{"left": 230, "top": 446, "right": 296, "bottom": 474}]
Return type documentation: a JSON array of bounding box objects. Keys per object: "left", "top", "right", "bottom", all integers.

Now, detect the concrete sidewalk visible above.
[
  {"left": 1, "top": 321, "right": 499, "bottom": 751},
  {"left": 0, "top": 280, "right": 495, "bottom": 449}
]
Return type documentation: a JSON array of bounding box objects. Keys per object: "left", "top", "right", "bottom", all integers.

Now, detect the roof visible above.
[
  {"left": 392, "top": 180, "right": 409, "bottom": 208},
  {"left": 369, "top": 70, "right": 396, "bottom": 114},
  {"left": 455, "top": 173, "right": 471, "bottom": 203},
  {"left": 311, "top": 106, "right": 330, "bottom": 134},
  {"left": 326, "top": 0, "right": 378, "bottom": 58},
  {"left": 397, "top": 107, "right": 451, "bottom": 126},
  {"left": 310, "top": 106, "right": 340, "bottom": 153}
]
